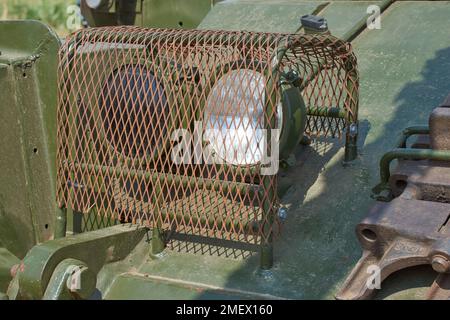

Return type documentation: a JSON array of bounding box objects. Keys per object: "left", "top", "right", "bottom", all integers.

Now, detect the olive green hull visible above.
[{"left": 1, "top": 0, "right": 450, "bottom": 299}]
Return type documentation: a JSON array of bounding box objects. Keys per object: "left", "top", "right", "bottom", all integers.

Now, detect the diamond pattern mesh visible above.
[{"left": 57, "top": 27, "right": 358, "bottom": 243}]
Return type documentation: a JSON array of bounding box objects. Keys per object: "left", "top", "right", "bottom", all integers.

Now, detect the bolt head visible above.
[
  {"left": 278, "top": 207, "right": 288, "bottom": 221},
  {"left": 431, "top": 255, "right": 450, "bottom": 273}
]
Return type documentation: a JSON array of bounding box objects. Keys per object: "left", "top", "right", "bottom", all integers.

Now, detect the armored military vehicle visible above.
[{"left": 0, "top": 0, "right": 449, "bottom": 300}]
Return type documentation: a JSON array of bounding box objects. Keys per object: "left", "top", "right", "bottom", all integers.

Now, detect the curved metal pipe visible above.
[
  {"left": 395, "top": 126, "right": 430, "bottom": 148},
  {"left": 372, "top": 148, "right": 450, "bottom": 198}
]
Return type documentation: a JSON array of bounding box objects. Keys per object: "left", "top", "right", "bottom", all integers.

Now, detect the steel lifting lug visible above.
[{"left": 339, "top": 94, "right": 450, "bottom": 300}]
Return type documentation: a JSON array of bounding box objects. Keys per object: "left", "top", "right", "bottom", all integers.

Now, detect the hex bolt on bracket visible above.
[
  {"left": 431, "top": 255, "right": 450, "bottom": 274},
  {"left": 338, "top": 95, "right": 450, "bottom": 300},
  {"left": 336, "top": 193, "right": 450, "bottom": 299}
]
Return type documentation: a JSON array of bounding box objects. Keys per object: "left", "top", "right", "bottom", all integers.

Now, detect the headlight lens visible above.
[
  {"left": 101, "top": 65, "right": 168, "bottom": 159},
  {"left": 204, "top": 69, "right": 281, "bottom": 166},
  {"left": 86, "top": 0, "right": 108, "bottom": 10}
]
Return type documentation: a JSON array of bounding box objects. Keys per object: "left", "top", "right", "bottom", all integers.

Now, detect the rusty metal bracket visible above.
[
  {"left": 339, "top": 95, "right": 450, "bottom": 300},
  {"left": 427, "top": 273, "right": 450, "bottom": 300},
  {"left": 336, "top": 192, "right": 450, "bottom": 300},
  {"left": 338, "top": 159, "right": 450, "bottom": 300}
]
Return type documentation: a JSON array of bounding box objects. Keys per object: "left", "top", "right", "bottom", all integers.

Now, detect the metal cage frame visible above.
[{"left": 56, "top": 27, "right": 358, "bottom": 269}]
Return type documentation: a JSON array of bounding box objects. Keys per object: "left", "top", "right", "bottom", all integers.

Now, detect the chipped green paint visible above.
[
  {"left": 0, "top": 248, "right": 19, "bottom": 293},
  {"left": 2, "top": 1, "right": 450, "bottom": 300},
  {"left": 110, "top": 1, "right": 449, "bottom": 300},
  {"left": 0, "top": 21, "right": 60, "bottom": 259}
]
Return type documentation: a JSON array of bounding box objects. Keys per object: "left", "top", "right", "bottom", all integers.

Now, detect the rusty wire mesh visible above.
[{"left": 57, "top": 27, "right": 358, "bottom": 244}]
